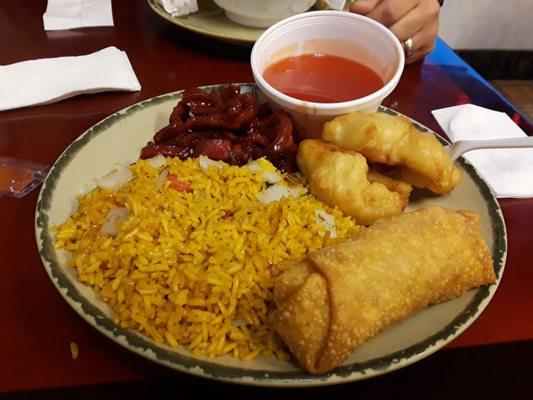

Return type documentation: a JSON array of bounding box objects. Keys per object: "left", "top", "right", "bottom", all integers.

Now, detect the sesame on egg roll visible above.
[{"left": 272, "top": 206, "right": 495, "bottom": 374}]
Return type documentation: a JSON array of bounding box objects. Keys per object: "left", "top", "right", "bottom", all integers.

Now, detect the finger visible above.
[
  {"left": 405, "top": 25, "right": 438, "bottom": 64},
  {"left": 390, "top": 0, "right": 440, "bottom": 42},
  {"left": 389, "top": 7, "right": 426, "bottom": 42},
  {"left": 349, "top": 0, "right": 382, "bottom": 15},
  {"left": 405, "top": 45, "right": 434, "bottom": 64},
  {"left": 405, "top": 45, "right": 427, "bottom": 64},
  {"left": 366, "top": 0, "right": 418, "bottom": 27}
]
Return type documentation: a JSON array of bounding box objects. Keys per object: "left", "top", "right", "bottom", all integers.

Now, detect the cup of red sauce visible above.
[{"left": 251, "top": 10, "right": 404, "bottom": 139}]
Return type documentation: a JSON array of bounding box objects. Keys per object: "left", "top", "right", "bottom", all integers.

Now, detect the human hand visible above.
[{"left": 349, "top": 0, "right": 441, "bottom": 64}]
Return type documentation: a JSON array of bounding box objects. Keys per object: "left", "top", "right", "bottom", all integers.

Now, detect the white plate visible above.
[{"left": 35, "top": 83, "right": 506, "bottom": 386}]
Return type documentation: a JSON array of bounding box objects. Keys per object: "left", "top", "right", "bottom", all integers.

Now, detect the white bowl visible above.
[
  {"left": 251, "top": 11, "right": 405, "bottom": 139},
  {"left": 213, "top": 0, "right": 316, "bottom": 28}
]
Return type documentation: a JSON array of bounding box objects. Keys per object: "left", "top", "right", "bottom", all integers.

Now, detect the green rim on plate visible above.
[{"left": 35, "top": 84, "right": 506, "bottom": 386}]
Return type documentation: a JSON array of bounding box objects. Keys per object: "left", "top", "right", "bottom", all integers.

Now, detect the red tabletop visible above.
[{"left": 1, "top": 0, "right": 532, "bottom": 396}]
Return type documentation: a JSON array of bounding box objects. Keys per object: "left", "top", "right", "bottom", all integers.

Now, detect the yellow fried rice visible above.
[{"left": 54, "top": 157, "right": 362, "bottom": 360}]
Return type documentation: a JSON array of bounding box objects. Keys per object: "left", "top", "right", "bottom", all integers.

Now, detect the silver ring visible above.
[{"left": 403, "top": 38, "right": 414, "bottom": 58}]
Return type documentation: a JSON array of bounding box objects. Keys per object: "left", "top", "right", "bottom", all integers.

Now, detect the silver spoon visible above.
[{"left": 446, "top": 136, "right": 533, "bottom": 162}]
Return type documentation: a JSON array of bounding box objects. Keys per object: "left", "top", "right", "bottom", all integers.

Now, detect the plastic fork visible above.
[{"left": 446, "top": 136, "right": 533, "bottom": 162}]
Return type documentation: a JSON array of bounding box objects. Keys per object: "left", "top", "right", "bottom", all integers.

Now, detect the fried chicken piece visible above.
[
  {"left": 322, "top": 112, "right": 462, "bottom": 194},
  {"left": 367, "top": 167, "right": 413, "bottom": 201},
  {"left": 297, "top": 139, "right": 412, "bottom": 225}
]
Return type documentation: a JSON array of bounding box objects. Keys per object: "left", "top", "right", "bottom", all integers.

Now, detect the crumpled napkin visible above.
[
  {"left": 43, "top": 0, "right": 114, "bottom": 30},
  {"left": 159, "top": 0, "right": 199, "bottom": 17},
  {"left": 0, "top": 47, "right": 141, "bottom": 112},
  {"left": 432, "top": 104, "right": 533, "bottom": 198},
  {"left": 315, "top": 0, "right": 347, "bottom": 10}
]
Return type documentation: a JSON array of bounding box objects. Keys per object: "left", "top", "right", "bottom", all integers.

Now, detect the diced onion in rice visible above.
[
  {"left": 100, "top": 207, "right": 130, "bottom": 236},
  {"left": 156, "top": 167, "right": 169, "bottom": 190},
  {"left": 94, "top": 164, "right": 133, "bottom": 190},
  {"left": 314, "top": 209, "right": 337, "bottom": 238},
  {"left": 260, "top": 171, "right": 282, "bottom": 184},
  {"left": 246, "top": 160, "right": 262, "bottom": 174},
  {"left": 199, "top": 155, "right": 225, "bottom": 171},
  {"left": 246, "top": 159, "right": 282, "bottom": 184},
  {"left": 146, "top": 154, "right": 167, "bottom": 168},
  {"left": 256, "top": 184, "right": 307, "bottom": 204}
]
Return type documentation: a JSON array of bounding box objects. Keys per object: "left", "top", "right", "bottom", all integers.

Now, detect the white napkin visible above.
[
  {"left": 316, "top": 0, "right": 347, "bottom": 10},
  {"left": 432, "top": 104, "right": 533, "bottom": 198},
  {"left": 43, "top": 0, "right": 114, "bottom": 30},
  {"left": 0, "top": 47, "right": 141, "bottom": 112},
  {"left": 159, "top": 0, "right": 198, "bottom": 17}
]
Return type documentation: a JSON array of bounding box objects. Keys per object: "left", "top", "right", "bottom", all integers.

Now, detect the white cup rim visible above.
[{"left": 251, "top": 10, "right": 405, "bottom": 110}]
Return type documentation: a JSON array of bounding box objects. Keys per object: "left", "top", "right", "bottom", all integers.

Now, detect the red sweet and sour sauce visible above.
[{"left": 263, "top": 53, "right": 384, "bottom": 103}]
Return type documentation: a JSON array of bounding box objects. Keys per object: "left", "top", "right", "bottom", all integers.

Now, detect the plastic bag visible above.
[{"left": 0, "top": 156, "right": 49, "bottom": 198}]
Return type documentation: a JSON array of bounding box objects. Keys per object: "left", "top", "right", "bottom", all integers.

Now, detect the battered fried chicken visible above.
[
  {"left": 322, "top": 112, "right": 461, "bottom": 194},
  {"left": 297, "top": 139, "right": 412, "bottom": 225}
]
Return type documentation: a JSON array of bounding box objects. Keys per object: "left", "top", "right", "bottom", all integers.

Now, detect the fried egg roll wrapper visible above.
[
  {"left": 272, "top": 206, "right": 495, "bottom": 374},
  {"left": 322, "top": 112, "right": 462, "bottom": 194}
]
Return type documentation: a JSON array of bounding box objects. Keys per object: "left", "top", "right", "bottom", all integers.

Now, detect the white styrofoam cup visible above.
[{"left": 251, "top": 11, "right": 405, "bottom": 139}]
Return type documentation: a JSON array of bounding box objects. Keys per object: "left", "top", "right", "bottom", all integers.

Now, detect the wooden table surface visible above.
[{"left": 1, "top": 0, "right": 532, "bottom": 397}]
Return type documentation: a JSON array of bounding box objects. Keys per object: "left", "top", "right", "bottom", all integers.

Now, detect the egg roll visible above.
[
  {"left": 272, "top": 206, "right": 495, "bottom": 374},
  {"left": 322, "top": 112, "right": 462, "bottom": 194}
]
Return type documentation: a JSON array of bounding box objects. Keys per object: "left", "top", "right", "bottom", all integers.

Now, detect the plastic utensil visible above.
[{"left": 446, "top": 136, "right": 533, "bottom": 161}]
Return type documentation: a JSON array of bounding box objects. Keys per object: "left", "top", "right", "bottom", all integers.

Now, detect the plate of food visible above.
[
  {"left": 35, "top": 82, "right": 506, "bottom": 386},
  {"left": 146, "top": 0, "right": 345, "bottom": 45},
  {"left": 147, "top": 0, "right": 266, "bottom": 45}
]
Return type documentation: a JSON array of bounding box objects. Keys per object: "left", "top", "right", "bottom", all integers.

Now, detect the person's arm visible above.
[{"left": 349, "top": 0, "right": 442, "bottom": 64}]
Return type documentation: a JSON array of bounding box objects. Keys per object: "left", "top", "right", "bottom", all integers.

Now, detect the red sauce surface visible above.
[
  {"left": 0, "top": 165, "right": 35, "bottom": 193},
  {"left": 263, "top": 53, "right": 384, "bottom": 103}
]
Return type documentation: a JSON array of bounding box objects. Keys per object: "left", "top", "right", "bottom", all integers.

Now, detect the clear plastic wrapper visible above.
[{"left": 0, "top": 157, "right": 49, "bottom": 198}]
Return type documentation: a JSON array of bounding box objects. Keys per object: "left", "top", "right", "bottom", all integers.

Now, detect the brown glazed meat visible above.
[{"left": 140, "top": 85, "right": 298, "bottom": 172}]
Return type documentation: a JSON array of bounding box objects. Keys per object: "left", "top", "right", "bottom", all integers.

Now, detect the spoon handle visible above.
[{"left": 447, "top": 136, "right": 533, "bottom": 161}]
